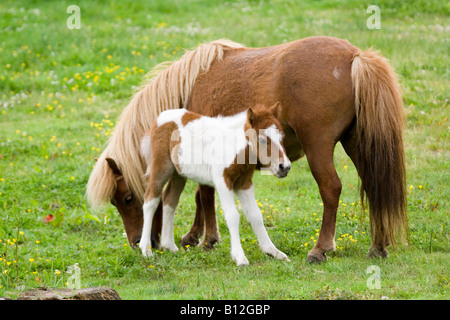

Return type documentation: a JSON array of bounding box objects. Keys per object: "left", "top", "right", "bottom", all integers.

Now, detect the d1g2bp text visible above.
[{"left": 180, "top": 303, "right": 270, "bottom": 317}]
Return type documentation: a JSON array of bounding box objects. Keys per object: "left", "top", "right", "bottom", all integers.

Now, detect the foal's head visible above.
[{"left": 246, "top": 103, "right": 291, "bottom": 178}]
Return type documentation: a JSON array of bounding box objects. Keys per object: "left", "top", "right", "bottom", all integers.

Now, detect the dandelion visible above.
[
  {"left": 54, "top": 270, "right": 61, "bottom": 275},
  {"left": 29, "top": 258, "right": 35, "bottom": 262}
]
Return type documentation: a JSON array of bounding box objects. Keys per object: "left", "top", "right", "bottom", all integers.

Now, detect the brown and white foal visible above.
[{"left": 139, "top": 103, "right": 291, "bottom": 266}]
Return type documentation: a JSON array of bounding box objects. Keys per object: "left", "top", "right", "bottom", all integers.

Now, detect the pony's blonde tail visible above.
[
  {"left": 87, "top": 39, "right": 243, "bottom": 208},
  {"left": 351, "top": 48, "right": 408, "bottom": 251}
]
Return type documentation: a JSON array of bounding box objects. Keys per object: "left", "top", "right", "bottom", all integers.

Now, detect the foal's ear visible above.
[
  {"left": 105, "top": 157, "right": 122, "bottom": 177},
  {"left": 247, "top": 107, "right": 254, "bottom": 126},
  {"left": 270, "top": 102, "right": 281, "bottom": 116}
]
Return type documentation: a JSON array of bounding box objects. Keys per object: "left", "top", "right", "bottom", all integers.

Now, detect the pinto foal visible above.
[{"left": 139, "top": 103, "right": 291, "bottom": 265}]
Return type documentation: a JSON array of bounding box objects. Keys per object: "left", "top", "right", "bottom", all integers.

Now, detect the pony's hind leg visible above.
[
  {"left": 181, "top": 185, "right": 220, "bottom": 250},
  {"left": 161, "top": 173, "right": 186, "bottom": 252},
  {"left": 181, "top": 186, "right": 205, "bottom": 248},
  {"left": 199, "top": 185, "right": 220, "bottom": 249},
  {"left": 236, "top": 186, "right": 289, "bottom": 262}
]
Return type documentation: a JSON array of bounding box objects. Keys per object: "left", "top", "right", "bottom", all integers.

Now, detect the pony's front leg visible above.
[
  {"left": 236, "top": 186, "right": 290, "bottom": 262},
  {"left": 139, "top": 198, "right": 161, "bottom": 257},
  {"left": 216, "top": 184, "right": 248, "bottom": 266}
]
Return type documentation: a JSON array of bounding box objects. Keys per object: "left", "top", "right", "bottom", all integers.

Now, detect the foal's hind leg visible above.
[{"left": 161, "top": 173, "right": 186, "bottom": 252}]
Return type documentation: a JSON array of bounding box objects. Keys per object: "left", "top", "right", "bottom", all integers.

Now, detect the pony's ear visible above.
[
  {"left": 269, "top": 102, "right": 281, "bottom": 116},
  {"left": 105, "top": 157, "right": 122, "bottom": 177},
  {"left": 247, "top": 107, "right": 254, "bottom": 126}
]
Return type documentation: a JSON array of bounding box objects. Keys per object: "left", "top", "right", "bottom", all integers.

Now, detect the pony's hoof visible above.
[
  {"left": 200, "top": 235, "right": 220, "bottom": 250},
  {"left": 367, "top": 245, "right": 389, "bottom": 259},
  {"left": 306, "top": 250, "right": 327, "bottom": 264},
  {"left": 181, "top": 233, "right": 200, "bottom": 248}
]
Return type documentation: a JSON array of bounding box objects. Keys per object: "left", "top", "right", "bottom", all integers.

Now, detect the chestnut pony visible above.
[{"left": 87, "top": 37, "right": 408, "bottom": 262}]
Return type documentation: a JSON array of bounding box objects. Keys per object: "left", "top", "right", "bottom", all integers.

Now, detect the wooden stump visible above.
[{"left": 17, "top": 287, "right": 121, "bottom": 300}]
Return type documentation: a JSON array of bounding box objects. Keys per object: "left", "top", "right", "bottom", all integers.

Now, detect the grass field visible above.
[{"left": 0, "top": 0, "right": 448, "bottom": 300}]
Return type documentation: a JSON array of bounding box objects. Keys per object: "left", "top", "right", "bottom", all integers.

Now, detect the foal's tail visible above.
[{"left": 351, "top": 48, "right": 408, "bottom": 250}]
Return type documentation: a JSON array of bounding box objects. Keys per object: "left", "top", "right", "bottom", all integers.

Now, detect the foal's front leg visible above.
[
  {"left": 236, "top": 186, "right": 290, "bottom": 262},
  {"left": 215, "top": 183, "right": 248, "bottom": 266},
  {"left": 161, "top": 174, "right": 186, "bottom": 252},
  {"left": 140, "top": 197, "right": 161, "bottom": 257}
]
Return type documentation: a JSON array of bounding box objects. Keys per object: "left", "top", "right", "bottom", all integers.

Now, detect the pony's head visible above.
[
  {"left": 103, "top": 158, "right": 144, "bottom": 246},
  {"left": 246, "top": 102, "right": 291, "bottom": 178},
  {"left": 103, "top": 157, "right": 161, "bottom": 248}
]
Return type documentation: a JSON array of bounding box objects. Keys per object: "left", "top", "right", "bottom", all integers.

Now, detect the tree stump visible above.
[{"left": 17, "top": 287, "right": 121, "bottom": 300}]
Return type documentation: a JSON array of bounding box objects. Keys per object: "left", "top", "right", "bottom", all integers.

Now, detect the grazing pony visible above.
[
  {"left": 86, "top": 37, "right": 408, "bottom": 263},
  {"left": 138, "top": 104, "right": 291, "bottom": 266}
]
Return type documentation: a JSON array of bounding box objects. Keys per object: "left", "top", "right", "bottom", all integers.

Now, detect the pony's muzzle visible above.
[{"left": 276, "top": 162, "right": 291, "bottom": 178}]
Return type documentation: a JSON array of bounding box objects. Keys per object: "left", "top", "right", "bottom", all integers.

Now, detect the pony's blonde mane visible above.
[{"left": 86, "top": 39, "right": 244, "bottom": 208}]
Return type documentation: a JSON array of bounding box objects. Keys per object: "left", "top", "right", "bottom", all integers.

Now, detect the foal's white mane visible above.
[{"left": 86, "top": 39, "right": 244, "bottom": 208}]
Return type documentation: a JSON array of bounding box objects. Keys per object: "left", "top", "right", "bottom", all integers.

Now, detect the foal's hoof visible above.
[
  {"left": 306, "top": 250, "right": 327, "bottom": 264},
  {"left": 233, "top": 256, "right": 249, "bottom": 267}
]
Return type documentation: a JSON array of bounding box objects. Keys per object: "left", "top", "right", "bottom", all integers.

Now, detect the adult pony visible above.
[{"left": 86, "top": 37, "right": 408, "bottom": 262}]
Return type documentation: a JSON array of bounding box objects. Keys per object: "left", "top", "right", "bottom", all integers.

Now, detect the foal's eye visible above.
[{"left": 124, "top": 194, "right": 134, "bottom": 205}]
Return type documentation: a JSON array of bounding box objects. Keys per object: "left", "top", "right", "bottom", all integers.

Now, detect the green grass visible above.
[{"left": 0, "top": 0, "right": 448, "bottom": 300}]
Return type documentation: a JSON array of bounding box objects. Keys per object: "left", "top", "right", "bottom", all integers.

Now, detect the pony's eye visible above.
[{"left": 124, "top": 194, "right": 134, "bottom": 205}]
